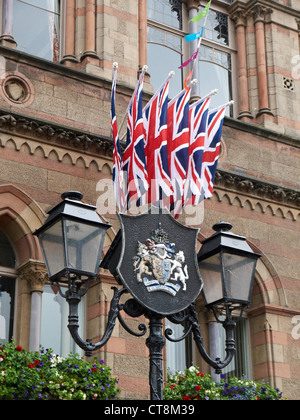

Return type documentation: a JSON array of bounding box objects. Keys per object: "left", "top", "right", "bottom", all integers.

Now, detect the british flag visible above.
[
  {"left": 167, "top": 87, "right": 191, "bottom": 212},
  {"left": 184, "top": 96, "right": 211, "bottom": 206},
  {"left": 143, "top": 76, "right": 173, "bottom": 205},
  {"left": 111, "top": 65, "right": 125, "bottom": 211},
  {"left": 201, "top": 106, "right": 226, "bottom": 199},
  {"left": 122, "top": 71, "right": 149, "bottom": 210}
]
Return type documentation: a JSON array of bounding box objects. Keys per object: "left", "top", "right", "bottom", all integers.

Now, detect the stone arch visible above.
[
  {"left": 4, "top": 138, "right": 17, "bottom": 150},
  {"left": 101, "top": 162, "right": 113, "bottom": 175},
  {"left": 62, "top": 153, "right": 74, "bottom": 165},
  {"left": 33, "top": 145, "right": 46, "bottom": 158},
  {"left": 48, "top": 149, "right": 60, "bottom": 162},
  {"left": 76, "top": 156, "right": 87, "bottom": 168},
  {"left": 89, "top": 159, "right": 100, "bottom": 171},
  {"left": 0, "top": 184, "right": 46, "bottom": 266},
  {"left": 248, "top": 240, "right": 288, "bottom": 308},
  {"left": 20, "top": 142, "right": 32, "bottom": 155}
]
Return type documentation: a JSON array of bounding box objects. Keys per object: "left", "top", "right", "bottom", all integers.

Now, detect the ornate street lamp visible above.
[
  {"left": 35, "top": 191, "right": 110, "bottom": 283},
  {"left": 34, "top": 191, "right": 113, "bottom": 354},
  {"left": 35, "top": 193, "right": 260, "bottom": 400},
  {"left": 190, "top": 221, "right": 261, "bottom": 373},
  {"left": 198, "top": 222, "right": 260, "bottom": 315}
]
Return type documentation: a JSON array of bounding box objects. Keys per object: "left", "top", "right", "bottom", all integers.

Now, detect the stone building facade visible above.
[{"left": 0, "top": 0, "right": 299, "bottom": 400}]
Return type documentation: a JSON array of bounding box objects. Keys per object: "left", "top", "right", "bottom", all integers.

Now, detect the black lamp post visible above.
[
  {"left": 193, "top": 221, "right": 261, "bottom": 373},
  {"left": 35, "top": 193, "right": 261, "bottom": 400}
]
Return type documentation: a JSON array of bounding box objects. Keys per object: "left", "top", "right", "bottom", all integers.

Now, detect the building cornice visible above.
[
  {"left": 0, "top": 107, "right": 299, "bottom": 209},
  {"left": 215, "top": 169, "right": 300, "bottom": 209},
  {"left": 0, "top": 107, "right": 114, "bottom": 156},
  {"left": 229, "top": 0, "right": 300, "bottom": 20}
]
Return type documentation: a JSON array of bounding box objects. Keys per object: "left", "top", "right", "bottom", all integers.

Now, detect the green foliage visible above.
[
  {"left": 164, "top": 366, "right": 284, "bottom": 401},
  {"left": 0, "top": 340, "right": 120, "bottom": 400}
]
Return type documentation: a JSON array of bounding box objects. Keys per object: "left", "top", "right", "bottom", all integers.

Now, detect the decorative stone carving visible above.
[
  {"left": 0, "top": 109, "right": 114, "bottom": 155},
  {"left": 250, "top": 4, "right": 273, "bottom": 23},
  {"left": 17, "top": 260, "right": 48, "bottom": 293},
  {"left": 215, "top": 170, "right": 300, "bottom": 209}
]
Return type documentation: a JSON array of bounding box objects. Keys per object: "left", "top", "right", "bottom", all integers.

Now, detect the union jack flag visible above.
[
  {"left": 201, "top": 106, "right": 226, "bottom": 199},
  {"left": 167, "top": 87, "right": 191, "bottom": 213},
  {"left": 122, "top": 71, "right": 149, "bottom": 210},
  {"left": 184, "top": 96, "right": 211, "bottom": 206},
  {"left": 111, "top": 64, "right": 125, "bottom": 211},
  {"left": 143, "top": 76, "right": 173, "bottom": 205}
]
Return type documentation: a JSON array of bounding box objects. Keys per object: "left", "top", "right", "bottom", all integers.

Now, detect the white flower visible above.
[{"left": 189, "top": 366, "right": 198, "bottom": 373}]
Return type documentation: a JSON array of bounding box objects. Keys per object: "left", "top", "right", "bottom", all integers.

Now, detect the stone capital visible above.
[
  {"left": 230, "top": 8, "right": 248, "bottom": 27},
  {"left": 250, "top": 4, "right": 273, "bottom": 24},
  {"left": 180, "top": 0, "right": 201, "bottom": 12},
  {"left": 17, "top": 260, "right": 48, "bottom": 293}
]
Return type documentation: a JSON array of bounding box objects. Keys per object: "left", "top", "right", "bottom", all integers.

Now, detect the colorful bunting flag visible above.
[
  {"left": 185, "top": 27, "right": 204, "bottom": 42},
  {"left": 188, "top": 1, "right": 211, "bottom": 24}
]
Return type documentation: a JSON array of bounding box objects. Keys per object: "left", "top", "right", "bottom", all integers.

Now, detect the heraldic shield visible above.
[{"left": 116, "top": 207, "right": 203, "bottom": 316}]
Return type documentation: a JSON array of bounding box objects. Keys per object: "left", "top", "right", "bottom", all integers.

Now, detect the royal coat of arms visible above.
[
  {"left": 133, "top": 224, "right": 188, "bottom": 296},
  {"left": 115, "top": 207, "right": 203, "bottom": 316}
]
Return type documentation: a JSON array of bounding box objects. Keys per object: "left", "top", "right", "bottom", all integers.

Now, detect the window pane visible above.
[
  {"left": 148, "top": 43, "right": 182, "bottom": 98},
  {"left": 0, "top": 277, "right": 16, "bottom": 342},
  {"left": 13, "top": 0, "right": 60, "bottom": 62},
  {"left": 198, "top": 60, "right": 232, "bottom": 116},
  {"left": 148, "top": 27, "right": 183, "bottom": 97},
  {"left": 17, "top": 0, "right": 58, "bottom": 12},
  {"left": 0, "top": 231, "right": 16, "bottom": 268},
  {"left": 166, "top": 320, "right": 192, "bottom": 373},
  {"left": 216, "top": 317, "right": 251, "bottom": 379},
  {"left": 147, "top": 0, "right": 182, "bottom": 29},
  {"left": 200, "top": 9, "right": 229, "bottom": 46},
  {"left": 40, "top": 285, "right": 84, "bottom": 357}
]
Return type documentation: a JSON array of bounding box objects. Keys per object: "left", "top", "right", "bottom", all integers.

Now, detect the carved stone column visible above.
[
  {"left": 251, "top": 4, "right": 274, "bottom": 119},
  {"left": 139, "top": 0, "right": 148, "bottom": 72},
  {"left": 0, "top": 0, "right": 17, "bottom": 48},
  {"left": 61, "top": 0, "right": 79, "bottom": 65},
  {"left": 230, "top": 9, "right": 253, "bottom": 122},
  {"left": 18, "top": 260, "right": 48, "bottom": 352},
  {"left": 81, "top": 0, "right": 99, "bottom": 62}
]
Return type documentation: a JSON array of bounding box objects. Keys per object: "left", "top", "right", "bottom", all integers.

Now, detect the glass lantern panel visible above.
[
  {"left": 39, "top": 220, "right": 65, "bottom": 278},
  {"left": 65, "top": 220, "right": 105, "bottom": 275},
  {"left": 199, "top": 253, "right": 223, "bottom": 306},
  {"left": 222, "top": 253, "right": 256, "bottom": 303}
]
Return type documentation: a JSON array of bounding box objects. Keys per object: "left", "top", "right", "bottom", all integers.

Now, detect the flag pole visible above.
[
  {"left": 189, "top": 89, "right": 218, "bottom": 109},
  {"left": 209, "top": 100, "right": 234, "bottom": 114},
  {"left": 143, "top": 71, "right": 175, "bottom": 114},
  {"left": 119, "top": 65, "right": 148, "bottom": 138}
]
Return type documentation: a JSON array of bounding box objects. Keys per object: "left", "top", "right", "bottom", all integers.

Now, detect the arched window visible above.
[{"left": 0, "top": 230, "right": 16, "bottom": 342}]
